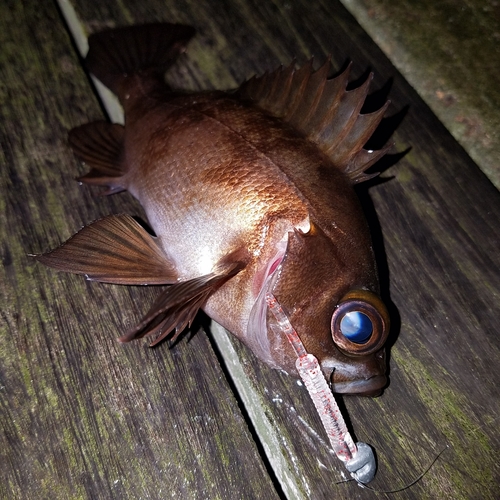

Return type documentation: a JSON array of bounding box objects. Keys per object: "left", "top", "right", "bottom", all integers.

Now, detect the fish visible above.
[{"left": 36, "top": 23, "right": 391, "bottom": 396}]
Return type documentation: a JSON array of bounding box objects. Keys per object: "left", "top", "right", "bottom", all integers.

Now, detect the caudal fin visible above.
[{"left": 86, "top": 23, "right": 196, "bottom": 101}]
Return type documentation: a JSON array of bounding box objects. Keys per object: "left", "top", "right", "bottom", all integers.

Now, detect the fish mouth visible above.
[{"left": 330, "top": 374, "right": 387, "bottom": 397}]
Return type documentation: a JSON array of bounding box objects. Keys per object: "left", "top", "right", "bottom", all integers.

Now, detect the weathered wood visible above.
[
  {"left": 339, "top": 0, "right": 500, "bottom": 190},
  {"left": 67, "top": 0, "right": 500, "bottom": 497},
  {"left": 2, "top": 0, "right": 499, "bottom": 499},
  {"left": 0, "top": 2, "right": 278, "bottom": 499}
]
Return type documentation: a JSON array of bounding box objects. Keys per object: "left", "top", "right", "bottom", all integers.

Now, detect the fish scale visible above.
[{"left": 128, "top": 105, "right": 308, "bottom": 282}]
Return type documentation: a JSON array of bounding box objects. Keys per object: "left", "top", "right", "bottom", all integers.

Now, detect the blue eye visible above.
[
  {"left": 331, "top": 291, "right": 389, "bottom": 355},
  {"left": 340, "top": 311, "right": 373, "bottom": 344}
]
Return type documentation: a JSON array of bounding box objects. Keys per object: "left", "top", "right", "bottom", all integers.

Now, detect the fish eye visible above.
[
  {"left": 340, "top": 311, "right": 373, "bottom": 344},
  {"left": 331, "top": 290, "right": 389, "bottom": 355}
]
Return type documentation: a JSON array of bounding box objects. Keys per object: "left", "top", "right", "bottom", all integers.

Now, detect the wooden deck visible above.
[{"left": 1, "top": 0, "right": 499, "bottom": 498}]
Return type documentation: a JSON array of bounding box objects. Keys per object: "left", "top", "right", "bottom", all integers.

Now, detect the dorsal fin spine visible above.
[
  {"left": 264, "top": 65, "right": 286, "bottom": 110},
  {"left": 307, "top": 64, "right": 351, "bottom": 142},
  {"left": 347, "top": 142, "right": 393, "bottom": 182},
  {"left": 272, "top": 62, "right": 296, "bottom": 112},
  {"left": 289, "top": 58, "right": 331, "bottom": 129},
  {"left": 237, "top": 59, "right": 391, "bottom": 184},
  {"left": 322, "top": 74, "right": 373, "bottom": 155},
  {"left": 332, "top": 99, "right": 390, "bottom": 167},
  {"left": 283, "top": 60, "right": 315, "bottom": 120},
  {"left": 253, "top": 71, "right": 270, "bottom": 102},
  {"left": 262, "top": 69, "right": 281, "bottom": 109}
]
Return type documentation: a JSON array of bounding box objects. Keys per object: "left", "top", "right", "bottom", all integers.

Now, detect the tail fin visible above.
[{"left": 86, "top": 23, "right": 196, "bottom": 100}]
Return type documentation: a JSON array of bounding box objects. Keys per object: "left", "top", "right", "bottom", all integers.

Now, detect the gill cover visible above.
[{"left": 269, "top": 224, "right": 344, "bottom": 359}]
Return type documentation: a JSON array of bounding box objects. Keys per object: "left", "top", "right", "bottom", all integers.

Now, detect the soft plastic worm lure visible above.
[{"left": 266, "top": 293, "right": 377, "bottom": 484}]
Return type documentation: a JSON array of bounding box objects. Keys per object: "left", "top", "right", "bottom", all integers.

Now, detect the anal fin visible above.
[{"left": 69, "top": 121, "right": 127, "bottom": 195}]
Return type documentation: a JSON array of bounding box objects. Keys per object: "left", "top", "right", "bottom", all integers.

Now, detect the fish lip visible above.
[{"left": 330, "top": 375, "right": 387, "bottom": 397}]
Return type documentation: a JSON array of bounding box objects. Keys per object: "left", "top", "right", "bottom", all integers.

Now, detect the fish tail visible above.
[{"left": 85, "top": 23, "right": 196, "bottom": 101}]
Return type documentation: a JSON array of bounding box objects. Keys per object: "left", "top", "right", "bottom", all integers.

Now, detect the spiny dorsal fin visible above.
[
  {"left": 69, "top": 121, "right": 127, "bottom": 195},
  {"left": 237, "top": 59, "right": 391, "bottom": 184}
]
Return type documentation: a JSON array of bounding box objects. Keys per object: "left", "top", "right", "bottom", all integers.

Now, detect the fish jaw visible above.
[
  {"left": 324, "top": 350, "right": 387, "bottom": 396},
  {"left": 332, "top": 377, "right": 387, "bottom": 397}
]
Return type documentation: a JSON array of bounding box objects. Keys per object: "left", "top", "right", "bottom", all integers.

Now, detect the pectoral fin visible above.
[
  {"left": 119, "top": 261, "right": 245, "bottom": 346},
  {"left": 35, "top": 214, "right": 178, "bottom": 285}
]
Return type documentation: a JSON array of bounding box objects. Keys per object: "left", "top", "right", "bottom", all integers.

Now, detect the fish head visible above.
[{"left": 269, "top": 223, "right": 390, "bottom": 396}]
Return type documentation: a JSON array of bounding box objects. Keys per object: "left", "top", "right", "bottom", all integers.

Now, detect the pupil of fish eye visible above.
[{"left": 340, "top": 311, "right": 373, "bottom": 344}]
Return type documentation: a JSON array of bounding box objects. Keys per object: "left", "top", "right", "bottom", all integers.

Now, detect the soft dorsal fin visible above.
[
  {"left": 69, "top": 121, "right": 127, "bottom": 195},
  {"left": 237, "top": 59, "right": 391, "bottom": 183}
]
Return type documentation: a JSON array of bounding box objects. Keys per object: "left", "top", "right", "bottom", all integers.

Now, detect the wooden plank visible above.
[
  {"left": 0, "top": 2, "right": 279, "bottom": 499},
  {"left": 2, "top": 1, "right": 498, "bottom": 499},
  {"left": 339, "top": 0, "right": 500, "bottom": 190},
  {"left": 63, "top": 1, "right": 500, "bottom": 498}
]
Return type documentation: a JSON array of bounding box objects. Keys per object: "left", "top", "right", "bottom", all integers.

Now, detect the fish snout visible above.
[{"left": 328, "top": 349, "right": 387, "bottom": 396}]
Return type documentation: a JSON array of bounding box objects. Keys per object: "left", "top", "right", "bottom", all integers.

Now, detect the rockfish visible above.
[{"left": 37, "top": 23, "right": 391, "bottom": 396}]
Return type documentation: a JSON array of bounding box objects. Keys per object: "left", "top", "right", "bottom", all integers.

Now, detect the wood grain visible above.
[
  {"left": 339, "top": 0, "right": 500, "bottom": 190},
  {"left": 2, "top": 0, "right": 499, "bottom": 499}
]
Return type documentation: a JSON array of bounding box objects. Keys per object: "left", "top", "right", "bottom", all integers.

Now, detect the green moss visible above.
[
  {"left": 339, "top": 0, "right": 500, "bottom": 188},
  {"left": 393, "top": 345, "right": 495, "bottom": 490}
]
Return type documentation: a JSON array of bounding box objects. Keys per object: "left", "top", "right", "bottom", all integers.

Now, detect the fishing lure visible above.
[{"left": 267, "top": 293, "right": 376, "bottom": 483}]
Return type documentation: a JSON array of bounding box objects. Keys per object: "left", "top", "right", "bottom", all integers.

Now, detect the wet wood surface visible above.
[
  {"left": 0, "top": 2, "right": 276, "bottom": 499},
  {"left": 1, "top": 0, "right": 499, "bottom": 499}
]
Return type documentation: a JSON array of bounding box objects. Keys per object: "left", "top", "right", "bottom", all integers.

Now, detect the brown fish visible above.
[{"left": 36, "top": 23, "right": 391, "bottom": 396}]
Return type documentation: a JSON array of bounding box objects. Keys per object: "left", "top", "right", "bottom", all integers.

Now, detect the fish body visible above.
[{"left": 38, "top": 24, "right": 391, "bottom": 395}]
